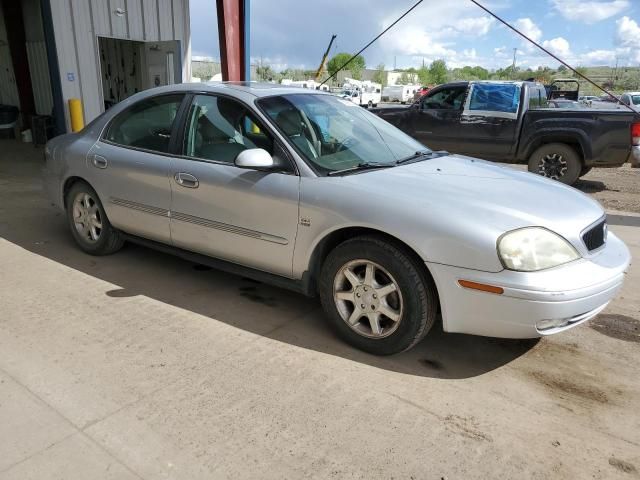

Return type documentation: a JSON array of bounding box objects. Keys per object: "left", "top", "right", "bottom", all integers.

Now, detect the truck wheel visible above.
[
  {"left": 580, "top": 165, "right": 593, "bottom": 177},
  {"left": 319, "top": 235, "right": 437, "bottom": 355},
  {"left": 65, "top": 181, "right": 124, "bottom": 255},
  {"left": 528, "top": 143, "right": 581, "bottom": 185},
  {"left": 367, "top": 100, "right": 373, "bottom": 108}
]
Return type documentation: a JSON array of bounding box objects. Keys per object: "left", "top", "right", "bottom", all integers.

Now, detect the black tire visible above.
[
  {"left": 65, "top": 181, "right": 124, "bottom": 255},
  {"left": 319, "top": 235, "right": 437, "bottom": 355},
  {"left": 580, "top": 165, "right": 593, "bottom": 177},
  {"left": 528, "top": 143, "right": 581, "bottom": 185},
  {"left": 367, "top": 100, "right": 373, "bottom": 108}
]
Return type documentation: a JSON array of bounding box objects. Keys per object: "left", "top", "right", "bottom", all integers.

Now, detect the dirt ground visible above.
[
  {"left": 0, "top": 140, "right": 639, "bottom": 479},
  {"left": 509, "top": 163, "right": 640, "bottom": 213}
]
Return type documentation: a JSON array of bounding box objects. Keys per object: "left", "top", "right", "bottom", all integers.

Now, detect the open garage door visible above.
[{"left": 98, "top": 37, "right": 181, "bottom": 110}]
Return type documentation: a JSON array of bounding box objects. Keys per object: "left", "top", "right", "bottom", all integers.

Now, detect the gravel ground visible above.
[{"left": 509, "top": 163, "right": 640, "bottom": 213}]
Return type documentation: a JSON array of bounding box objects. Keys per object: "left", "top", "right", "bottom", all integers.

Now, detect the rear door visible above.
[
  {"left": 168, "top": 93, "right": 300, "bottom": 277},
  {"left": 410, "top": 85, "right": 467, "bottom": 151},
  {"left": 88, "top": 93, "right": 185, "bottom": 243}
]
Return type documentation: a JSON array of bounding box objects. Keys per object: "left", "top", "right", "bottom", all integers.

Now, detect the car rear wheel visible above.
[
  {"left": 319, "top": 235, "right": 437, "bottom": 355},
  {"left": 528, "top": 143, "right": 581, "bottom": 185},
  {"left": 66, "top": 181, "right": 124, "bottom": 255}
]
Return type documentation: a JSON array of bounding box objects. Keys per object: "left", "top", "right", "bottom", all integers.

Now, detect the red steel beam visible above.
[{"left": 216, "top": 0, "right": 247, "bottom": 81}]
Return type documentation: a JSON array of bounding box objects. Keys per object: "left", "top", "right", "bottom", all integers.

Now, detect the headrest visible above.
[{"left": 276, "top": 109, "right": 303, "bottom": 136}]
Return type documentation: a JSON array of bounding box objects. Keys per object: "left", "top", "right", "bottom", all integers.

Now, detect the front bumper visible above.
[{"left": 427, "top": 232, "right": 631, "bottom": 338}]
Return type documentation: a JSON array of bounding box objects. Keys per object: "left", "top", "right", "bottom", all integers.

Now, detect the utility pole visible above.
[
  {"left": 512, "top": 48, "right": 517, "bottom": 70},
  {"left": 394, "top": 55, "right": 396, "bottom": 70}
]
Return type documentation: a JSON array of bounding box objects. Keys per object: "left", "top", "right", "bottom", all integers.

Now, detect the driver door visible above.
[
  {"left": 168, "top": 94, "right": 300, "bottom": 277},
  {"left": 410, "top": 85, "right": 467, "bottom": 151}
]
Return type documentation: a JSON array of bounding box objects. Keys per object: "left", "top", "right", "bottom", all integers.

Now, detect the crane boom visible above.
[{"left": 314, "top": 34, "right": 337, "bottom": 82}]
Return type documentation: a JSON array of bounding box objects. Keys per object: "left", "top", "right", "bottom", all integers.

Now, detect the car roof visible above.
[{"left": 150, "top": 81, "right": 330, "bottom": 98}]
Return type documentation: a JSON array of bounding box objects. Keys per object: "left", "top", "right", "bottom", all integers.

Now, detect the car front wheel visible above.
[
  {"left": 319, "top": 235, "right": 437, "bottom": 355},
  {"left": 66, "top": 181, "right": 124, "bottom": 255}
]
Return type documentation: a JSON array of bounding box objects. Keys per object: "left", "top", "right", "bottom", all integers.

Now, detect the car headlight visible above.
[{"left": 498, "top": 227, "right": 580, "bottom": 272}]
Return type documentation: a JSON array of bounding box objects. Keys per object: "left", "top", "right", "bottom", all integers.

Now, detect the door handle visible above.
[
  {"left": 174, "top": 172, "right": 199, "bottom": 188},
  {"left": 92, "top": 154, "right": 108, "bottom": 169}
]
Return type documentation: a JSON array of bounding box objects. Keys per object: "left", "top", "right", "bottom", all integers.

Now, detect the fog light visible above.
[{"left": 536, "top": 318, "right": 569, "bottom": 331}]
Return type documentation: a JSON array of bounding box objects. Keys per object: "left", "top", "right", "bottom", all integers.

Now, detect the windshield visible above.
[
  {"left": 631, "top": 95, "right": 640, "bottom": 105},
  {"left": 258, "top": 93, "right": 429, "bottom": 175}
]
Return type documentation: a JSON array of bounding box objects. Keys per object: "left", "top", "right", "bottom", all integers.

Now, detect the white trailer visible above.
[
  {"left": 383, "top": 84, "right": 419, "bottom": 103},
  {"left": 341, "top": 78, "right": 381, "bottom": 107}
]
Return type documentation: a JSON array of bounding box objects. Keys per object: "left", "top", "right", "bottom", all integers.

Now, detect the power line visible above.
[
  {"left": 319, "top": 0, "right": 424, "bottom": 86},
  {"left": 468, "top": 0, "right": 635, "bottom": 112}
]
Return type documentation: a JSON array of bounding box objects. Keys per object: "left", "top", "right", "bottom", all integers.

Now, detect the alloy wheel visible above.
[
  {"left": 72, "top": 192, "right": 102, "bottom": 243},
  {"left": 538, "top": 153, "right": 567, "bottom": 180},
  {"left": 333, "top": 259, "right": 403, "bottom": 338}
]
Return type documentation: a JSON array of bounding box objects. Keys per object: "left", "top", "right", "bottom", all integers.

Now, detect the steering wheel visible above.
[{"left": 335, "top": 136, "right": 359, "bottom": 152}]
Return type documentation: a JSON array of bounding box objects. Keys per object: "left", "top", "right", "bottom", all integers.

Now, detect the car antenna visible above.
[{"left": 468, "top": 0, "right": 636, "bottom": 114}]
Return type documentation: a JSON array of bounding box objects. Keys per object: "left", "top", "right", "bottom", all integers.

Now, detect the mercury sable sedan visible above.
[{"left": 44, "top": 82, "right": 631, "bottom": 355}]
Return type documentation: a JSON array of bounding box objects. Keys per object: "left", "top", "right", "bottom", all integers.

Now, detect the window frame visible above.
[
  {"left": 100, "top": 93, "right": 188, "bottom": 156},
  {"left": 462, "top": 82, "right": 522, "bottom": 119},
  {"left": 420, "top": 85, "right": 467, "bottom": 111},
  {"left": 172, "top": 92, "right": 298, "bottom": 175}
]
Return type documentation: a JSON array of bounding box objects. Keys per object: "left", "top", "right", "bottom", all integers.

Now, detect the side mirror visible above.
[{"left": 235, "top": 148, "right": 274, "bottom": 170}]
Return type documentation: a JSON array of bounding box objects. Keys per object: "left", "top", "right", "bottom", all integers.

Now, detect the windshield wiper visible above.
[
  {"left": 327, "top": 162, "right": 394, "bottom": 176},
  {"left": 395, "top": 150, "right": 435, "bottom": 165}
]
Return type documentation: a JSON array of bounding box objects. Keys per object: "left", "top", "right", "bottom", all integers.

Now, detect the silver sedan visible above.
[{"left": 43, "top": 82, "right": 631, "bottom": 355}]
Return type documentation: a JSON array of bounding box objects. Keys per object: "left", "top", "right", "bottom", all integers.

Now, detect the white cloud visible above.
[
  {"left": 550, "top": 0, "right": 629, "bottom": 24},
  {"left": 514, "top": 18, "right": 542, "bottom": 43},
  {"left": 455, "top": 17, "right": 495, "bottom": 36},
  {"left": 542, "top": 37, "right": 572, "bottom": 57},
  {"left": 616, "top": 16, "right": 640, "bottom": 48},
  {"left": 380, "top": 4, "right": 496, "bottom": 66},
  {"left": 578, "top": 49, "right": 617, "bottom": 64}
]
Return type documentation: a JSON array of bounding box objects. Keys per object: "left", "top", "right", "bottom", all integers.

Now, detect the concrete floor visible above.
[{"left": 0, "top": 139, "right": 639, "bottom": 479}]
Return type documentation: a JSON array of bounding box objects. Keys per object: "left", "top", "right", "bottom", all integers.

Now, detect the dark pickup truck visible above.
[{"left": 372, "top": 81, "right": 640, "bottom": 184}]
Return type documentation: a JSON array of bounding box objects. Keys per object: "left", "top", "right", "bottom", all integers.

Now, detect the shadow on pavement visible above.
[{"left": 0, "top": 140, "right": 537, "bottom": 379}]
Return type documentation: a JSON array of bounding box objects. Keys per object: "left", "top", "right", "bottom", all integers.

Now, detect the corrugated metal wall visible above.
[
  {"left": 50, "top": 0, "right": 191, "bottom": 130},
  {"left": 0, "top": 7, "right": 20, "bottom": 109},
  {"left": 26, "top": 42, "right": 54, "bottom": 115}
]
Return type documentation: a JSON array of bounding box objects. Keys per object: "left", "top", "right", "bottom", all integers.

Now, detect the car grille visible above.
[{"left": 582, "top": 220, "right": 607, "bottom": 251}]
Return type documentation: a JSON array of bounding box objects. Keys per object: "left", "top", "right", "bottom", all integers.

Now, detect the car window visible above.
[
  {"left": 182, "top": 94, "right": 274, "bottom": 164},
  {"left": 105, "top": 94, "right": 184, "bottom": 153},
  {"left": 528, "top": 86, "right": 548, "bottom": 110},
  {"left": 421, "top": 87, "right": 466, "bottom": 110},
  {"left": 467, "top": 83, "right": 520, "bottom": 114},
  {"left": 258, "top": 93, "right": 428, "bottom": 175}
]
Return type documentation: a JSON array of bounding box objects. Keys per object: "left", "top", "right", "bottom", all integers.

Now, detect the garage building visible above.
[{"left": 0, "top": 0, "right": 191, "bottom": 138}]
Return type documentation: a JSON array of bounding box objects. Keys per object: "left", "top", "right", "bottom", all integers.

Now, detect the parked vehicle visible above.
[
  {"left": 382, "top": 84, "right": 419, "bottom": 104},
  {"left": 44, "top": 83, "right": 630, "bottom": 355},
  {"left": 372, "top": 80, "right": 640, "bottom": 185},
  {"left": 413, "top": 86, "right": 431, "bottom": 102},
  {"left": 341, "top": 78, "right": 381, "bottom": 108},
  {"left": 620, "top": 92, "right": 640, "bottom": 109}
]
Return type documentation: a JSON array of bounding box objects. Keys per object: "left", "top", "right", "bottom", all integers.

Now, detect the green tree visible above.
[
  {"left": 429, "top": 59, "right": 448, "bottom": 84},
  {"left": 256, "top": 65, "right": 274, "bottom": 81},
  {"left": 328, "top": 52, "right": 366, "bottom": 79},
  {"left": 397, "top": 72, "right": 411, "bottom": 85},
  {"left": 417, "top": 66, "right": 430, "bottom": 85},
  {"left": 372, "top": 63, "right": 386, "bottom": 86}
]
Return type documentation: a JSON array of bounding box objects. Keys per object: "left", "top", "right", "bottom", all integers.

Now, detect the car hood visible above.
[{"left": 327, "top": 154, "right": 605, "bottom": 271}]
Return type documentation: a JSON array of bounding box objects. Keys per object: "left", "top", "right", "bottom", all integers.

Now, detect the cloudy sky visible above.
[{"left": 190, "top": 0, "right": 640, "bottom": 71}]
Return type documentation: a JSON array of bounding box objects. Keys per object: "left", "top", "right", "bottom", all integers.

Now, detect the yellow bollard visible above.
[{"left": 68, "top": 98, "right": 84, "bottom": 132}]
